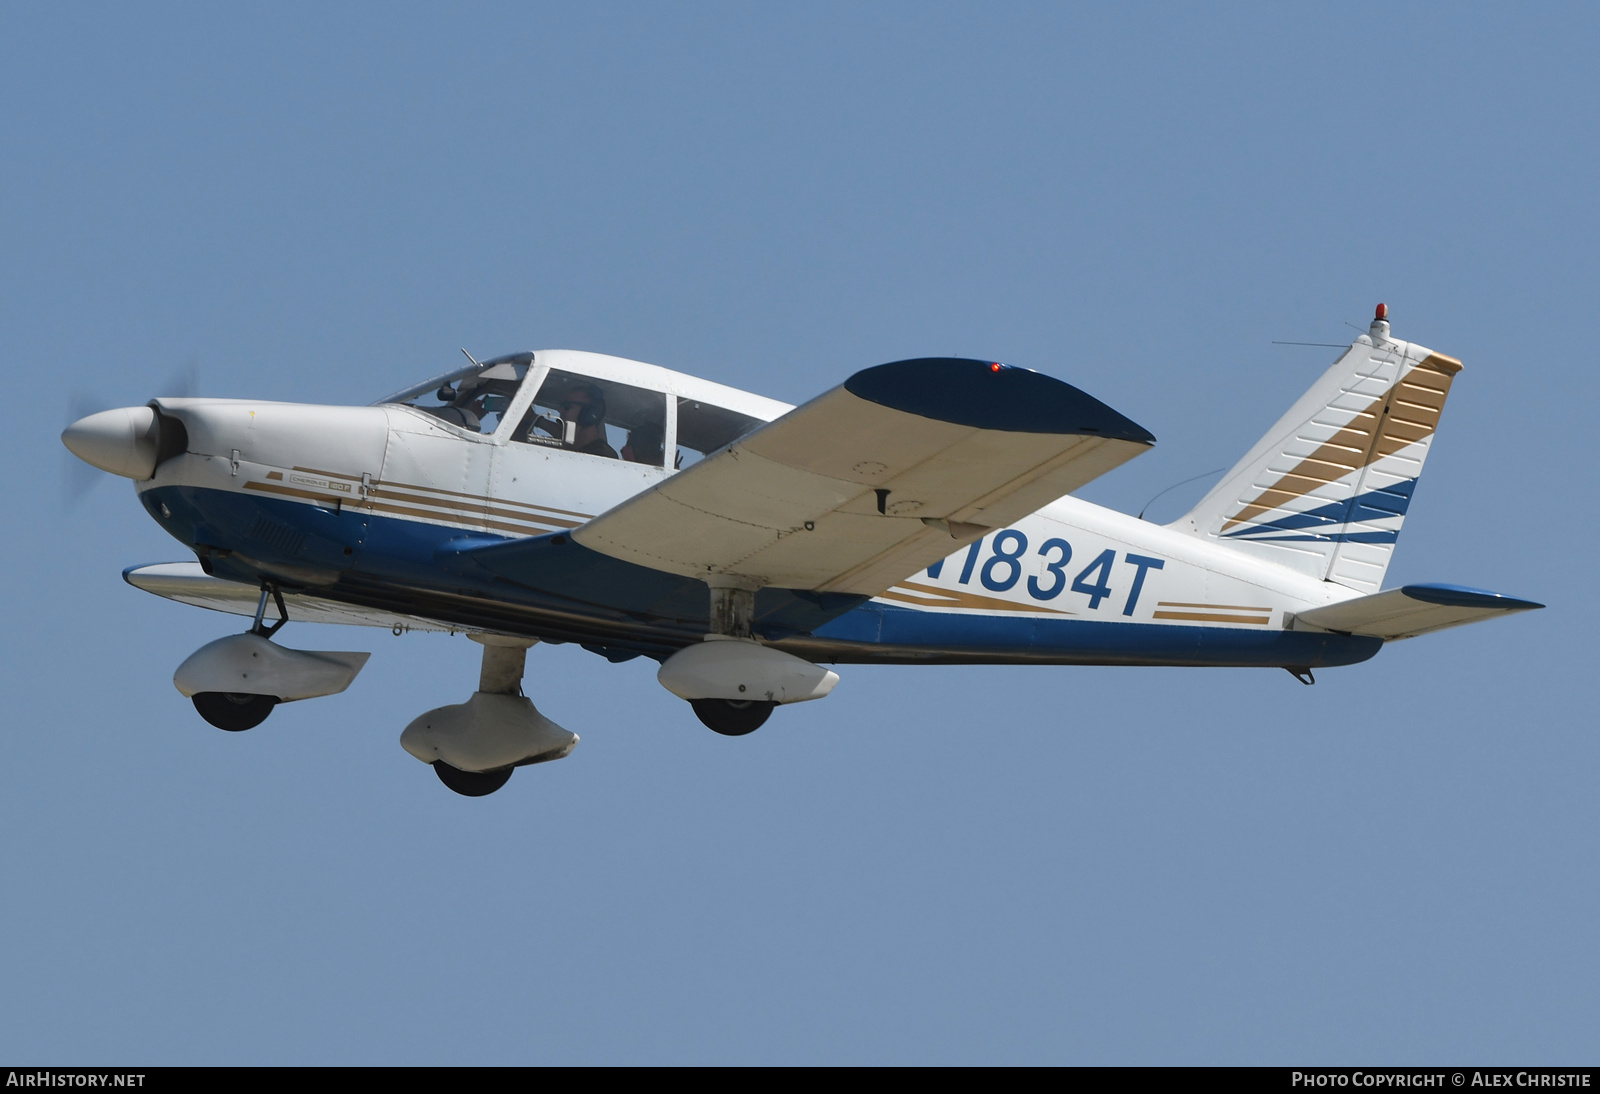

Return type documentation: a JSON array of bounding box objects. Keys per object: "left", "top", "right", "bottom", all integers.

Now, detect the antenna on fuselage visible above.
[
  {"left": 460, "top": 348, "right": 483, "bottom": 369},
  {"left": 1136, "top": 467, "right": 1226, "bottom": 522}
]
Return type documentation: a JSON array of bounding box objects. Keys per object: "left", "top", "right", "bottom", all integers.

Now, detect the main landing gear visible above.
[{"left": 658, "top": 585, "right": 839, "bottom": 736}]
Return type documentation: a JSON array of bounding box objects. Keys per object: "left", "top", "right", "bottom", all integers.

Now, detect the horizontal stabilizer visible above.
[
  {"left": 1292, "top": 583, "right": 1542, "bottom": 641},
  {"left": 125, "top": 562, "right": 457, "bottom": 633},
  {"left": 575, "top": 358, "right": 1153, "bottom": 596}
]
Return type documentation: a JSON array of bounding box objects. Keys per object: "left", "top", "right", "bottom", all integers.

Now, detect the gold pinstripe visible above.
[
  {"left": 877, "top": 579, "right": 1074, "bottom": 615},
  {"left": 1151, "top": 610, "right": 1272, "bottom": 625},
  {"left": 244, "top": 480, "right": 571, "bottom": 536},
  {"left": 292, "top": 465, "right": 594, "bottom": 521},
  {"left": 1155, "top": 601, "right": 1270, "bottom": 612}
]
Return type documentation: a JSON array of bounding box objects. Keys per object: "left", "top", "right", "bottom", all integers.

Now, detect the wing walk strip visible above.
[
  {"left": 876, "top": 579, "right": 1074, "bottom": 615},
  {"left": 1151, "top": 601, "right": 1273, "bottom": 626},
  {"left": 245, "top": 467, "right": 595, "bottom": 537},
  {"left": 1222, "top": 354, "right": 1461, "bottom": 532}
]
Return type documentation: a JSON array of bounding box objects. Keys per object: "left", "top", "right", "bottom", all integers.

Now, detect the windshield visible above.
[{"left": 377, "top": 352, "right": 533, "bottom": 434}]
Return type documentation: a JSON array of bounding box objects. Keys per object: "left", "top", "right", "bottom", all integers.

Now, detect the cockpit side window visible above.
[
  {"left": 675, "top": 397, "right": 763, "bottom": 469},
  {"left": 513, "top": 369, "right": 668, "bottom": 466},
  {"left": 378, "top": 353, "right": 532, "bottom": 435}
]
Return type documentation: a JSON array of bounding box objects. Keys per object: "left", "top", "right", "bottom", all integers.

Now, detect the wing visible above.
[
  {"left": 125, "top": 562, "right": 458, "bottom": 633},
  {"left": 574, "top": 358, "right": 1154, "bottom": 595},
  {"left": 1292, "top": 583, "right": 1543, "bottom": 640}
]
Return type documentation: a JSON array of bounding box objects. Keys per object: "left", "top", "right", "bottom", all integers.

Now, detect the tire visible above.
[
  {"left": 192, "top": 692, "right": 277, "bottom": 732},
  {"left": 433, "top": 761, "right": 514, "bottom": 797},
  {"left": 690, "top": 698, "right": 776, "bottom": 736}
]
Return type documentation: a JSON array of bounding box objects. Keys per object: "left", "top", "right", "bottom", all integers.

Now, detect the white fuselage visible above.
[{"left": 128, "top": 349, "right": 1375, "bottom": 667}]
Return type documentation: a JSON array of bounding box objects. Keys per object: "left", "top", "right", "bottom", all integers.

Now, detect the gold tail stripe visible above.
[
  {"left": 1152, "top": 610, "right": 1272, "bottom": 625},
  {"left": 1156, "top": 601, "right": 1271, "bottom": 612}
]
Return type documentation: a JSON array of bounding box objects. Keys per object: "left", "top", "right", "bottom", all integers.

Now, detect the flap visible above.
[
  {"left": 1292, "top": 583, "right": 1543, "bottom": 640},
  {"left": 574, "top": 358, "right": 1154, "bottom": 596}
]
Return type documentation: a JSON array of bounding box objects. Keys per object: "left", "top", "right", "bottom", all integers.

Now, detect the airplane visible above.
[{"left": 61, "top": 303, "right": 1542, "bottom": 796}]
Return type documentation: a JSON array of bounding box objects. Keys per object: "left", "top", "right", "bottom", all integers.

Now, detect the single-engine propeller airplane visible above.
[{"left": 63, "top": 304, "right": 1541, "bottom": 796}]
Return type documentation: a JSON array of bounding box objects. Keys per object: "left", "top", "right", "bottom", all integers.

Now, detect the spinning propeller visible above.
[{"left": 61, "top": 360, "right": 199, "bottom": 507}]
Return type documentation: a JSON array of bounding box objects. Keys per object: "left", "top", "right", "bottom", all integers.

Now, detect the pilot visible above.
[
  {"left": 560, "top": 383, "right": 618, "bottom": 459},
  {"left": 460, "top": 390, "right": 511, "bottom": 433}
]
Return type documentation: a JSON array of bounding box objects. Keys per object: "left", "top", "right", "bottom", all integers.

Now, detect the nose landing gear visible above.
[{"left": 173, "top": 583, "right": 370, "bottom": 732}]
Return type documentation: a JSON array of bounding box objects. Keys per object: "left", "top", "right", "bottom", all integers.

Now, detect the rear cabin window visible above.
[
  {"left": 513, "top": 369, "right": 669, "bottom": 467},
  {"left": 675, "top": 397, "right": 764, "bottom": 469}
]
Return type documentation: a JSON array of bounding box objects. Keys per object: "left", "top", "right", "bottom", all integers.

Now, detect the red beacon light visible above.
[
  {"left": 990, "top": 362, "right": 1002, "bottom": 373},
  {"left": 1374, "top": 302, "right": 1388, "bottom": 321}
]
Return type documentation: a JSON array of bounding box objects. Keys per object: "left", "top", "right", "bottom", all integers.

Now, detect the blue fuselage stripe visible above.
[
  {"left": 807, "top": 603, "right": 1380, "bottom": 667},
  {"left": 143, "top": 485, "right": 1382, "bottom": 669}
]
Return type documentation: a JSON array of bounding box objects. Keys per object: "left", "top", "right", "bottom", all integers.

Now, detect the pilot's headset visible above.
[{"left": 567, "top": 383, "right": 607, "bottom": 428}]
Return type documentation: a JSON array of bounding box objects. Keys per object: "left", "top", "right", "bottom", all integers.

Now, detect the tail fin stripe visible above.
[
  {"left": 1222, "top": 418, "right": 1385, "bottom": 530},
  {"left": 1221, "top": 479, "right": 1417, "bottom": 543},
  {"left": 1220, "top": 357, "right": 1458, "bottom": 534}
]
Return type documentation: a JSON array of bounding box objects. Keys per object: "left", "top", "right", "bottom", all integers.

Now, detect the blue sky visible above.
[{"left": 3, "top": 3, "right": 1595, "bottom": 1063}]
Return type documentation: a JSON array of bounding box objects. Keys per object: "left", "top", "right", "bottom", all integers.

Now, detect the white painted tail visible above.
[{"left": 1173, "top": 308, "right": 1462, "bottom": 594}]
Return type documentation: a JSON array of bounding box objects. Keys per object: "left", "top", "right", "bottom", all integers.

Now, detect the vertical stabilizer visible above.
[{"left": 1173, "top": 306, "right": 1462, "bottom": 594}]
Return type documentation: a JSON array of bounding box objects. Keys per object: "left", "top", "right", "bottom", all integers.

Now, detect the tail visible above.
[{"left": 1174, "top": 305, "right": 1462, "bottom": 594}]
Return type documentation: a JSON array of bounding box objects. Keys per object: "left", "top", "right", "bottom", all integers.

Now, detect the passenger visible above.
[
  {"left": 560, "top": 383, "right": 619, "bottom": 459},
  {"left": 622, "top": 422, "right": 665, "bottom": 467}
]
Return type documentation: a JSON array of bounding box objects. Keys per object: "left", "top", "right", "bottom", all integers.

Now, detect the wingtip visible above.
[{"left": 844, "top": 357, "right": 1155, "bottom": 443}]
